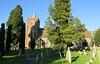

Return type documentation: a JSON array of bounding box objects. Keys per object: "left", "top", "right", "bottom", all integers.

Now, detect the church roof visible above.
[
  {"left": 84, "top": 31, "right": 93, "bottom": 38},
  {"left": 39, "top": 28, "right": 48, "bottom": 38}
]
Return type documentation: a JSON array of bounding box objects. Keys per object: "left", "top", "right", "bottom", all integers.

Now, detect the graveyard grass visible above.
[{"left": 0, "top": 48, "right": 100, "bottom": 64}]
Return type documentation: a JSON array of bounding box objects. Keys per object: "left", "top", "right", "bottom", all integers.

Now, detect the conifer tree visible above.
[
  {"left": 19, "top": 23, "right": 25, "bottom": 53},
  {"left": 94, "top": 29, "right": 100, "bottom": 46},
  {"left": 45, "top": 0, "right": 86, "bottom": 51},
  {"left": 31, "top": 30, "right": 35, "bottom": 51},
  {"left": 6, "top": 5, "right": 24, "bottom": 45},
  {"left": 6, "top": 25, "right": 12, "bottom": 53},
  {"left": 0, "top": 23, "right": 5, "bottom": 58},
  {"left": 73, "top": 17, "right": 87, "bottom": 41},
  {"left": 45, "top": 0, "right": 74, "bottom": 51}
]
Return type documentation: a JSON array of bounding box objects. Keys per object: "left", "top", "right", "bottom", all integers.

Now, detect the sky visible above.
[{"left": 0, "top": 0, "right": 100, "bottom": 31}]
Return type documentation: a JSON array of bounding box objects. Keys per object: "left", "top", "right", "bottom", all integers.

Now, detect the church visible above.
[
  {"left": 25, "top": 11, "right": 93, "bottom": 48},
  {"left": 25, "top": 11, "right": 51, "bottom": 48}
]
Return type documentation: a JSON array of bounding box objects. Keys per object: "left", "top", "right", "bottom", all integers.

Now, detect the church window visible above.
[{"left": 30, "top": 21, "right": 34, "bottom": 26}]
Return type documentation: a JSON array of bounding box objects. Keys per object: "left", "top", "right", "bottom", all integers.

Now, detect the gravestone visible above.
[
  {"left": 93, "top": 43, "right": 96, "bottom": 52},
  {"left": 26, "top": 53, "right": 29, "bottom": 58},
  {"left": 83, "top": 50, "right": 86, "bottom": 56},
  {"left": 66, "top": 47, "right": 71, "bottom": 63},
  {"left": 31, "top": 51, "right": 34, "bottom": 57},
  {"left": 92, "top": 50, "right": 96, "bottom": 59},
  {"left": 36, "top": 54, "right": 39, "bottom": 62},
  {"left": 19, "top": 48, "right": 22, "bottom": 55},
  {"left": 98, "top": 48, "right": 100, "bottom": 62},
  {"left": 47, "top": 49, "right": 49, "bottom": 57},
  {"left": 64, "top": 52, "right": 66, "bottom": 58},
  {"left": 79, "top": 50, "right": 82, "bottom": 55},
  {"left": 25, "top": 50, "right": 30, "bottom": 58},
  {"left": 86, "top": 61, "right": 90, "bottom": 64},
  {"left": 89, "top": 54, "right": 92, "bottom": 62},
  {"left": 41, "top": 52, "right": 43, "bottom": 64}
]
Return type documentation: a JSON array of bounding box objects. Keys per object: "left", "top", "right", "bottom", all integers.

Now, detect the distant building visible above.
[
  {"left": 25, "top": 11, "right": 93, "bottom": 48},
  {"left": 84, "top": 31, "right": 93, "bottom": 46},
  {"left": 25, "top": 11, "right": 51, "bottom": 48},
  {"left": 72, "top": 31, "right": 93, "bottom": 48}
]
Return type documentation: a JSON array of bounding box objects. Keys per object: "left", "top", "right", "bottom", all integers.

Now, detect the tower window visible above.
[{"left": 30, "top": 21, "right": 34, "bottom": 26}]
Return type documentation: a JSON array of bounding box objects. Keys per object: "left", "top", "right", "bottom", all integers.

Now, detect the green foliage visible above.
[
  {"left": 82, "top": 39, "right": 88, "bottom": 47},
  {"left": 39, "top": 36, "right": 41, "bottom": 48},
  {"left": 45, "top": 0, "right": 86, "bottom": 51},
  {"left": 6, "top": 25, "right": 12, "bottom": 53},
  {"left": 94, "top": 29, "right": 100, "bottom": 46},
  {"left": 0, "top": 23, "right": 5, "bottom": 58},
  {"left": 31, "top": 30, "right": 35, "bottom": 51},
  {"left": 6, "top": 5, "right": 24, "bottom": 45},
  {"left": 90, "top": 37, "right": 93, "bottom": 47},
  {"left": 19, "top": 23, "right": 25, "bottom": 53}
]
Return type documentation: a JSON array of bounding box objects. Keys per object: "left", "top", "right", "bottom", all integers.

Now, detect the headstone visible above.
[
  {"left": 79, "top": 50, "right": 82, "bottom": 55},
  {"left": 27, "top": 53, "right": 29, "bottom": 58},
  {"left": 36, "top": 54, "right": 39, "bottom": 62},
  {"left": 64, "top": 52, "right": 66, "bottom": 58},
  {"left": 92, "top": 50, "right": 96, "bottom": 59},
  {"left": 19, "top": 48, "right": 22, "bottom": 55},
  {"left": 83, "top": 50, "right": 86, "bottom": 56},
  {"left": 89, "top": 54, "right": 92, "bottom": 62},
  {"left": 25, "top": 50, "right": 30, "bottom": 58},
  {"left": 86, "top": 61, "right": 90, "bottom": 64},
  {"left": 98, "top": 48, "right": 100, "bottom": 62},
  {"left": 93, "top": 43, "right": 96, "bottom": 52},
  {"left": 47, "top": 49, "right": 49, "bottom": 57},
  {"left": 31, "top": 51, "right": 34, "bottom": 57},
  {"left": 41, "top": 52, "right": 43, "bottom": 64},
  {"left": 66, "top": 47, "right": 71, "bottom": 63}
]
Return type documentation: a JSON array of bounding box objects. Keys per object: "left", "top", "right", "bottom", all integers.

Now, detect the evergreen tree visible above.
[
  {"left": 45, "top": 0, "right": 74, "bottom": 51},
  {"left": 6, "top": 5, "right": 24, "bottom": 45},
  {"left": 94, "top": 29, "right": 100, "bottom": 46},
  {"left": 73, "top": 17, "right": 87, "bottom": 41},
  {"left": 0, "top": 23, "right": 5, "bottom": 58},
  {"left": 19, "top": 23, "right": 25, "bottom": 53},
  {"left": 6, "top": 25, "right": 12, "bottom": 53},
  {"left": 45, "top": 0, "right": 86, "bottom": 51},
  {"left": 31, "top": 30, "right": 35, "bottom": 51}
]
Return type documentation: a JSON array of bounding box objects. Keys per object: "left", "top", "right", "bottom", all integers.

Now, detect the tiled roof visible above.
[
  {"left": 39, "top": 28, "right": 48, "bottom": 38},
  {"left": 84, "top": 31, "right": 93, "bottom": 38}
]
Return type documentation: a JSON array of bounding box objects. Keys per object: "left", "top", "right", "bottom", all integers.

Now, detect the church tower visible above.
[{"left": 25, "top": 11, "right": 40, "bottom": 47}]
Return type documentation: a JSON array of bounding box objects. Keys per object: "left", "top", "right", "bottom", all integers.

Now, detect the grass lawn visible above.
[{"left": 0, "top": 48, "right": 100, "bottom": 64}]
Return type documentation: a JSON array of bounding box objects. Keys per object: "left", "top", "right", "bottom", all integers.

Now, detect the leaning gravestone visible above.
[
  {"left": 98, "top": 48, "right": 100, "bottom": 62},
  {"left": 89, "top": 54, "right": 92, "bottom": 62},
  {"left": 19, "top": 48, "right": 22, "bottom": 55},
  {"left": 66, "top": 47, "right": 71, "bottom": 64}
]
